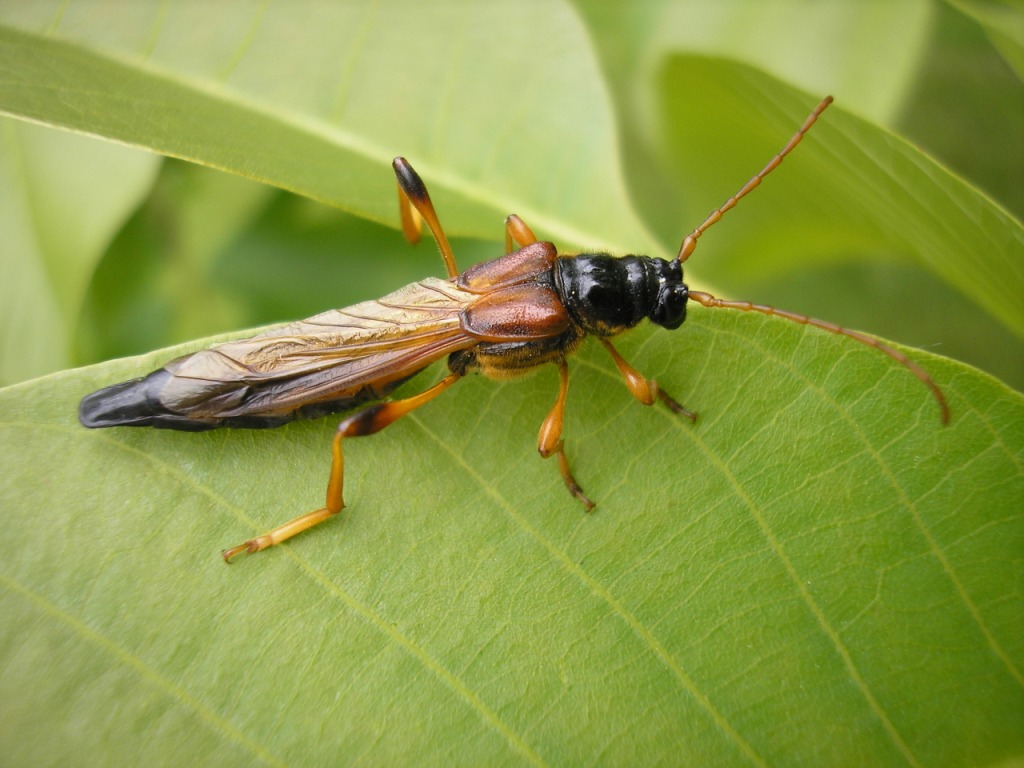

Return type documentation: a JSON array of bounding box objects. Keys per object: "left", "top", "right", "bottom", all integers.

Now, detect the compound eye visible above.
[{"left": 652, "top": 283, "right": 688, "bottom": 330}]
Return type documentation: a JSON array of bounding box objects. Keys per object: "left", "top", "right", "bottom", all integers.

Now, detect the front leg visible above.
[{"left": 599, "top": 339, "right": 697, "bottom": 422}]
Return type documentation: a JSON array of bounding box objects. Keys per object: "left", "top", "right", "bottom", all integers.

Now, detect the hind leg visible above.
[{"left": 222, "top": 372, "right": 462, "bottom": 561}]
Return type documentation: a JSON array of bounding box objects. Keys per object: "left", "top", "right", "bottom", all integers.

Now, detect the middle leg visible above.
[{"left": 537, "top": 360, "right": 594, "bottom": 510}]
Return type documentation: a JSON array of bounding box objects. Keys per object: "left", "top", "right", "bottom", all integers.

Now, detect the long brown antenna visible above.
[
  {"left": 688, "top": 291, "right": 950, "bottom": 424},
  {"left": 677, "top": 95, "right": 833, "bottom": 263}
]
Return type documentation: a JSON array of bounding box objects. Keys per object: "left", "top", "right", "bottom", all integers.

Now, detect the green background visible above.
[{"left": 1, "top": 2, "right": 1022, "bottom": 766}]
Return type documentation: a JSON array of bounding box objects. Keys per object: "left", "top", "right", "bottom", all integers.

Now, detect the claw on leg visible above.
[{"left": 222, "top": 507, "right": 339, "bottom": 563}]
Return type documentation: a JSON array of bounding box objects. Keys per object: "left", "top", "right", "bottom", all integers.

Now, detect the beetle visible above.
[{"left": 79, "top": 96, "right": 949, "bottom": 561}]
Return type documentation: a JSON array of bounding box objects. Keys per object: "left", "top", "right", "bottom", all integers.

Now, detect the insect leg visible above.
[
  {"left": 392, "top": 157, "right": 459, "bottom": 278},
  {"left": 688, "top": 290, "right": 950, "bottom": 424},
  {"left": 599, "top": 339, "right": 697, "bottom": 422},
  {"left": 222, "top": 372, "right": 463, "bottom": 562},
  {"left": 537, "top": 361, "right": 595, "bottom": 511},
  {"left": 504, "top": 214, "right": 538, "bottom": 253}
]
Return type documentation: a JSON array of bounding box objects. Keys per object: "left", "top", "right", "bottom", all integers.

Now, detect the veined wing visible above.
[
  {"left": 161, "top": 277, "right": 477, "bottom": 419},
  {"left": 80, "top": 278, "right": 479, "bottom": 429}
]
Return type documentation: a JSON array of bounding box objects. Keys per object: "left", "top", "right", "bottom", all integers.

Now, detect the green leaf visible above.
[
  {"left": 3, "top": 318, "right": 1023, "bottom": 766},
  {"left": 573, "top": 0, "right": 934, "bottom": 123},
  {"left": 75, "top": 159, "right": 273, "bottom": 364},
  {"left": 0, "top": 119, "right": 159, "bottom": 384},
  {"left": 0, "top": 3, "right": 652, "bottom": 250},
  {"left": 1, "top": 2, "right": 1023, "bottom": 766},
  {"left": 948, "top": 0, "right": 1024, "bottom": 80}
]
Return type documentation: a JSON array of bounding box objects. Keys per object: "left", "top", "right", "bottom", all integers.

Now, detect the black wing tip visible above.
[
  {"left": 79, "top": 369, "right": 205, "bottom": 429},
  {"left": 78, "top": 370, "right": 264, "bottom": 432},
  {"left": 79, "top": 377, "right": 160, "bottom": 428}
]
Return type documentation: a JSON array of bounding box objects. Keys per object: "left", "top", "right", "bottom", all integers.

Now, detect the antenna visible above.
[
  {"left": 675, "top": 97, "right": 950, "bottom": 423},
  {"left": 677, "top": 96, "right": 833, "bottom": 263}
]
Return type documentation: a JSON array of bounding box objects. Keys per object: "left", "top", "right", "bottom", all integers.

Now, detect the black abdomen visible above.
[
  {"left": 79, "top": 368, "right": 401, "bottom": 431},
  {"left": 79, "top": 370, "right": 219, "bottom": 431}
]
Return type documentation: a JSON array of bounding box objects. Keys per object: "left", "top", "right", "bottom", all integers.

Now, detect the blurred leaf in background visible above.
[{"left": 1, "top": 0, "right": 1021, "bottom": 388}]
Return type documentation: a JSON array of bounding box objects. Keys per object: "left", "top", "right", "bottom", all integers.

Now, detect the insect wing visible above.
[{"left": 157, "top": 277, "right": 478, "bottom": 420}]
